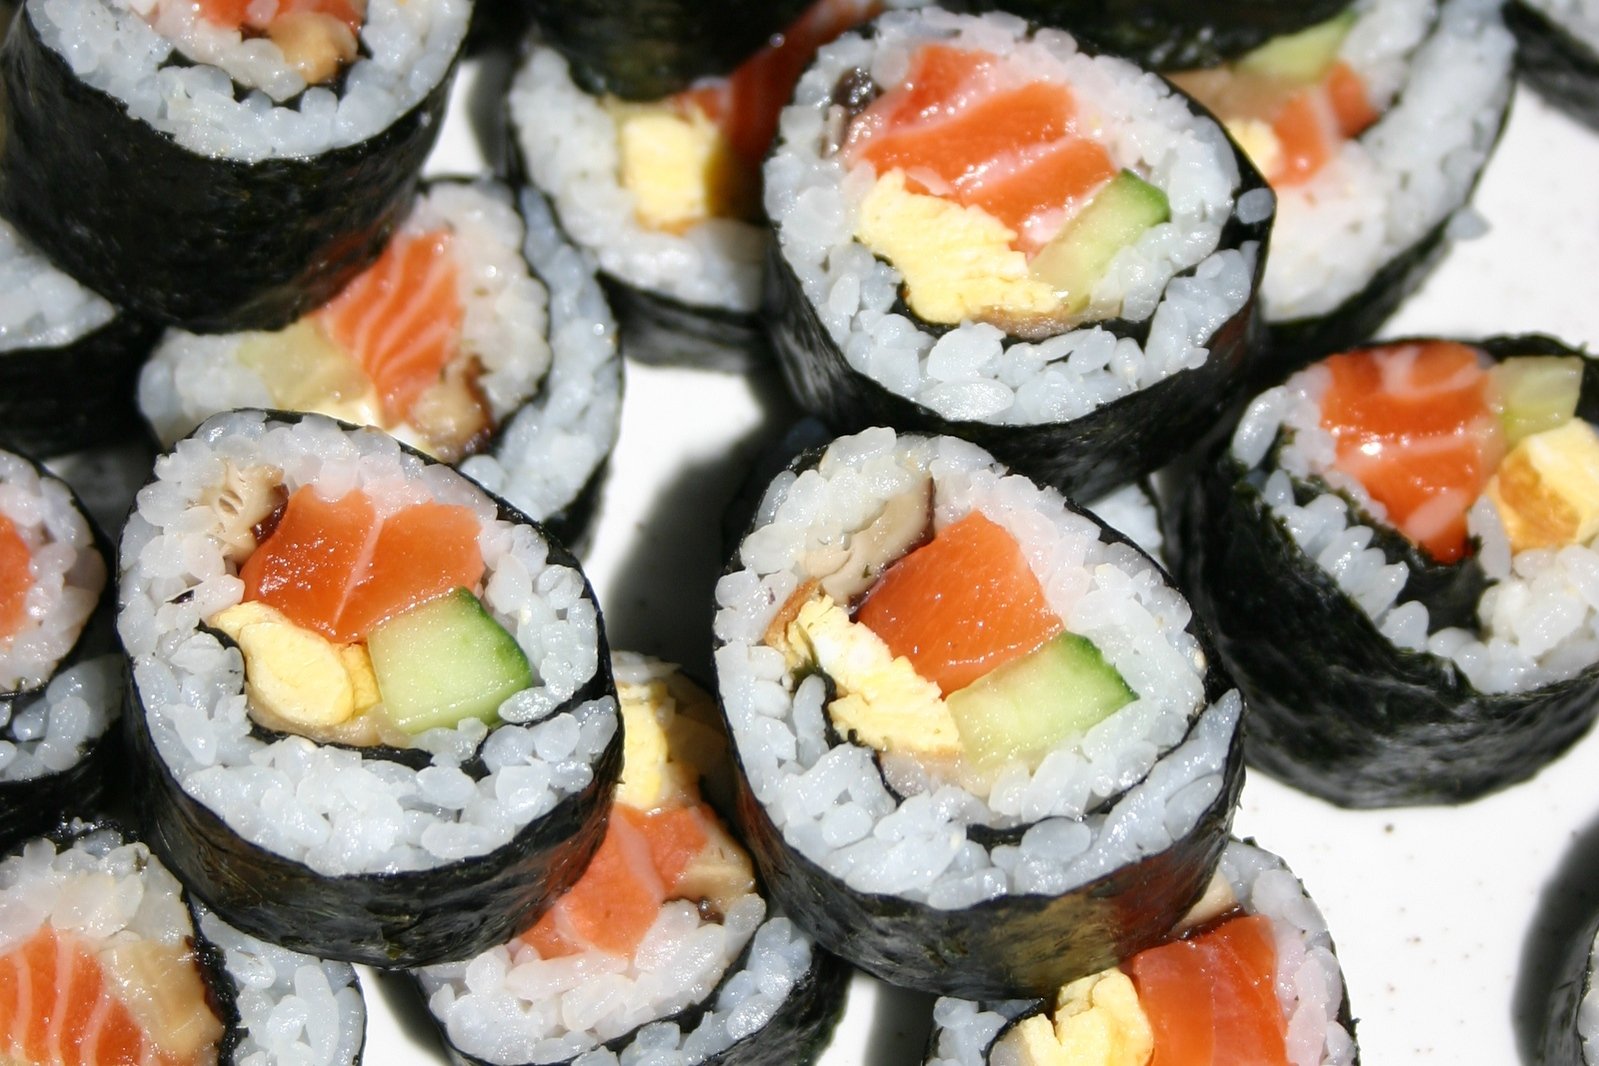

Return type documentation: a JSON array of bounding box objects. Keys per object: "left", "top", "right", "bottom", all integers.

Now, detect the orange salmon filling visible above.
[
  {"left": 1319, "top": 341, "right": 1504, "bottom": 564},
  {"left": 1126, "top": 913, "right": 1288, "bottom": 1066},
  {"left": 240, "top": 486, "right": 484, "bottom": 644},
  {"left": 1269, "top": 62, "right": 1379, "bottom": 186},
  {"left": 0, "top": 515, "right": 32, "bottom": 642},
  {"left": 856, "top": 510, "right": 1063, "bottom": 694}
]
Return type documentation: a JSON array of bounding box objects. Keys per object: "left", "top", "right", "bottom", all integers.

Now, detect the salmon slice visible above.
[
  {"left": 1320, "top": 341, "right": 1504, "bottom": 563},
  {"left": 240, "top": 487, "right": 484, "bottom": 644},
  {"left": 194, "top": 0, "right": 362, "bottom": 34},
  {"left": 524, "top": 806, "right": 668, "bottom": 959},
  {"left": 0, "top": 925, "right": 221, "bottom": 1066},
  {"left": 855, "top": 510, "right": 1063, "bottom": 695},
  {"left": 1325, "top": 62, "right": 1378, "bottom": 137},
  {"left": 0, "top": 515, "right": 32, "bottom": 641},
  {"left": 316, "top": 229, "right": 464, "bottom": 427},
  {"left": 1127, "top": 913, "right": 1289, "bottom": 1066},
  {"left": 1269, "top": 61, "right": 1376, "bottom": 186},
  {"left": 640, "top": 804, "right": 713, "bottom": 889}
]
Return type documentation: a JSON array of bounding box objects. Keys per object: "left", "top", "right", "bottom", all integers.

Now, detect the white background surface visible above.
[{"left": 352, "top": 49, "right": 1599, "bottom": 1066}]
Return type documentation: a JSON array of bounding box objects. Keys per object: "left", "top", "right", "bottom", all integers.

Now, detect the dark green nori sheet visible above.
[
  {"left": 1507, "top": 2, "right": 1599, "bottom": 133},
  {"left": 526, "top": 0, "right": 809, "bottom": 100},
  {"left": 602, "top": 275, "right": 771, "bottom": 372},
  {"left": 952, "top": 0, "right": 1351, "bottom": 68},
  {"left": 0, "top": 313, "right": 162, "bottom": 458},
  {"left": 1172, "top": 334, "right": 1599, "bottom": 808},
  {"left": 124, "top": 414, "right": 623, "bottom": 968},
  {"left": 0, "top": 5, "right": 455, "bottom": 333}
]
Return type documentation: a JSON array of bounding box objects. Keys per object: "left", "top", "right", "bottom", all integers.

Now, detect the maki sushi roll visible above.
[
  {"left": 0, "top": 0, "right": 468, "bottom": 332},
  {"left": 507, "top": 0, "right": 880, "bottom": 368},
  {"left": 117, "top": 410, "right": 620, "bottom": 966},
  {"left": 1165, "top": 0, "right": 1514, "bottom": 367},
  {"left": 0, "top": 221, "right": 159, "bottom": 458},
  {"left": 1506, "top": 1, "right": 1599, "bottom": 131},
  {"left": 1175, "top": 335, "right": 1599, "bottom": 806},
  {"left": 0, "top": 450, "right": 123, "bottom": 850},
  {"left": 137, "top": 179, "right": 623, "bottom": 547},
  {"left": 417, "top": 654, "right": 849, "bottom": 1065},
  {"left": 763, "top": 7, "right": 1274, "bottom": 500},
  {"left": 923, "top": 838, "right": 1357, "bottom": 1066},
  {"left": 0, "top": 818, "right": 366, "bottom": 1066},
  {"left": 715, "top": 427, "right": 1244, "bottom": 998}
]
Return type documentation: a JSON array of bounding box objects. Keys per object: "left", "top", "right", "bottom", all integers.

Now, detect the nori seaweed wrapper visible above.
[
  {"left": 953, "top": 0, "right": 1352, "bottom": 69},
  {"left": 122, "top": 413, "right": 624, "bottom": 968},
  {"left": 525, "top": 0, "right": 809, "bottom": 100},
  {"left": 602, "top": 277, "right": 771, "bottom": 372},
  {"left": 1506, "top": 2, "right": 1599, "bottom": 132},
  {"left": 0, "top": 1, "right": 458, "bottom": 333},
  {"left": 1171, "top": 334, "right": 1599, "bottom": 807}
]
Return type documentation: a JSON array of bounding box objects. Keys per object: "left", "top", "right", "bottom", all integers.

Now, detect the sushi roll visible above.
[
  {"left": 0, "top": 221, "right": 160, "bottom": 458},
  {"left": 763, "top": 7, "right": 1274, "bottom": 501},
  {"left": 506, "top": 0, "right": 879, "bottom": 369},
  {"left": 137, "top": 179, "right": 623, "bottom": 548},
  {"left": 1506, "top": 1, "right": 1599, "bottom": 131},
  {"left": 0, "top": 0, "right": 468, "bottom": 332},
  {"left": 117, "top": 410, "right": 620, "bottom": 966},
  {"left": 715, "top": 427, "right": 1244, "bottom": 998},
  {"left": 1174, "top": 335, "right": 1599, "bottom": 806},
  {"left": 1165, "top": 0, "right": 1514, "bottom": 368},
  {"left": 922, "top": 838, "right": 1357, "bottom": 1066},
  {"left": 0, "top": 818, "right": 366, "bottom": 1066},
  {"left": 0, "top": 450, "right": 123, "bottom": 850},
  {"left": 417, "top": 654, "right": 850, "bottom": 1066}
]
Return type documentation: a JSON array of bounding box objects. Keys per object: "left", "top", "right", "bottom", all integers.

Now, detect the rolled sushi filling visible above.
[
  {"left": 509, "top": 0, "right": 875, "bottom": 316},
  {"left": 119, "top": 411, "right": 614, "bottom": 876},
  {"left": 717, "top": 429, "right": 1235, "bottom": 907},
  {"left": 1172, "top": 0, "right": 1510, "bottom": 323},
  {"left": 421, "top": 656, "right": 767, "bottom": 1065},
  {"left": 1231, "top": 339, "right": 1599, "bottom": 692},
  {"left": 0, "top": 220, "right": 116, "bottom": 354},
  {"left": 766, "top": 7, "right": 1260, "bottom": 425}
]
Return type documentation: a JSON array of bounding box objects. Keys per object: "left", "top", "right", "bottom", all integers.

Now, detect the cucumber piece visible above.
[
  {"left": 1492, "top": 355, "right": 1584, "bottom": 446},
  {"left": 1029, "top": 171, "right": 1169, "bottom": 316},
  {"left": 1237, "top": 11, "right": 1358, "bottom": 83},
  {"left": 367, "top": 588, "right": 534, "bottom": 734},
  {"left": 947, "top": 632, "right": 1135, "bottom": 770}
]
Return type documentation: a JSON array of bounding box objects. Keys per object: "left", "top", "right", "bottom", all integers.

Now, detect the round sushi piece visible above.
[
  {"left": 763, "top": 7, "right": 1274, "bottom": 501},
  {"left": 0, "top": 220, "right": 160, "bottom": 458},
  {"left": 137, "top": 179, "right": 623, "bottom": 549},
  {"left": 1506, "top": 1, "right": 1599, "bottom": 131},
  {"left": 1165, "top": 0, "right": 1513, "bottom": 369},
  {"left": 507, "top": 0, "right": 881, "bottom": 369},
  {"left": 117, "top": 409, "right": 621, "bottom": 967},
  {"left": 0, "top": 0, "right": 468, "bottom": 333},
  {"left": 418, "top": 654, "right": 850, "bottom": 1066},
  {"left": 922, "top": 837, "right": 1357, "bottom": 1066},
  {"left": 0, "top": 450, "right": 124, "bottom": 851},
  {"left": 1174, "top": 335, "right": 1599, "bottom": 806},
  {"left": 0, "top": 818, "right": 366, "bottom": 1066},
  {"left": 715, "top": 427, "right": 1244, "bottom": 998}
]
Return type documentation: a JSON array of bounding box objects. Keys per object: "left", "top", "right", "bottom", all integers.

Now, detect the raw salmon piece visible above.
[
  {"left": 195, "top": 0, "right": 363, "bottom": 33},
  {"left": 1326, "top": 61, "right": 1378, "bottom": 137},
  {"left": 1270, "top": 91, "right": 1335, "bottom": 187},
  {"left": 1127, "top": 913, "right": 1289, "bottom": 1066},
  {"left": 336, "top": 502, "right": 485, "bottom": 641},
  {"left": 524, "top": 806, "right": 667, "bottom": 959},
  {"left": 641, "top": 805, "right": 713, "bottom": 889},
  {"left": 0, "top": 515, "right": 32, "bottom": 641},
  {"left": 965, "top": 137, "right": 1118, "bottom": 253},
  {"left": 1320, "top": 342, "right": 1504, "bottom": 563},
  {"left": 856, "top": 510, "right": 1063, "bottom": 695},
  {"left": 317, "top": 229, "right": 464, "bottom": 426}
]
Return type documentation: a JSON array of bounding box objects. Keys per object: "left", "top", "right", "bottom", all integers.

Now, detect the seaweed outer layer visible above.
[
  {"left": 1172, "top": 335, "right": 1599, "bottom": 808},
  {"left": 953, "top": 0, "right": 1351, "bottom": 68},
  {"left": 1541, "top": 904, "right": 1599, "bottom": 1065},
  {"left": 0, "top": 5, "right": 455, "bottom": 334},
  {"left": 764, "top": 123, "right": 1274, "bottom": 504},
  {"left": 524, "top": 0, "right": 809, "bottom": 100},
  {"left": 1506, "top": 2, "right": 1599, "bottom": 134},
  {"left": 0, "top": 314, "right": 162, "bottom": 458}
]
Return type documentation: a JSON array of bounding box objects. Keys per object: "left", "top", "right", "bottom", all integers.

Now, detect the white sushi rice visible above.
[
  {"left": 1087, "top": 481, "right": 1165, "bottom": 566},
  {"left": 926, "top": 840, "right": 1356, "bottom": 1066},
  {"left": 1231, "top": 354, "right": 1599, "bottom": 694},
  {"left": 766, "top": 7, "right": 1260, "bottom": 427},
  {"left": 0, "top": 450, "right": 105, "bottom": 694},
  {"left": 26, "top": 0, "right": 467, "bottom": 160},
  {"left": 117, "top": 411, "right": 615, "bottom": 876},
  {"left": 0, "top": 218, "right": 115, "bottom": 352},
  {"left": 1263, "top": 0, "right": 1512, "bottom": 322},
  {"left": 138, "top": 182, "right": 621, "bottom": 527},
  {"left": 0, "top": 654, "right": 118, "bottom": 784},
  {"left": 715, "top": 428, "right": 1237, "bottom": 909}
]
